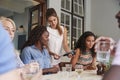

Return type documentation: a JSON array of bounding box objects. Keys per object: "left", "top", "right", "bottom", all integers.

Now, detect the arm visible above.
[
  {"left": 71, "top": 48, "right": 80, "bottom": 69},
  {"left": 91, "top": 56, "right": 97, "bottom": 68},
  {"left": 20, "top": 48, "right": 32, "bottom": 64},
  {"left": 0, "top": 68, "right": 42, "bottom": 80},
  {"left": 62, "top": 27, "right": 71, "bottom": 53},
  {"left": 42, "top": 66, "right": 59, "bottom": 74},
  {"left": 0, "top": 69, "right": 22, "bottom": 80}
]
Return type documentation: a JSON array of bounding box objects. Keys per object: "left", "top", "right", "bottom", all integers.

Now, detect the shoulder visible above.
[
  {"left": 43, "top": 48, "right": 49, "bottom": 54},
  {"left": 21, "top": 46, "right": 34, "bottom": 55},
  {"left": 60, "top": 26, "right": 65, "bottom": 31},
  {"left": 75, "top": 48, "right": 81, "bottom": 55}
]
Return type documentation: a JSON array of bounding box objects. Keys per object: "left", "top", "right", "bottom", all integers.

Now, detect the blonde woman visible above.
[{"left": 0, "top": 16, "right": 24, "bottom": 67}]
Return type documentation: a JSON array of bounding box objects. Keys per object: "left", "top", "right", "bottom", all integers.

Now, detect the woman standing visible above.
[{"left": 46, "top": 8, "right": 71, "bottom": 67}]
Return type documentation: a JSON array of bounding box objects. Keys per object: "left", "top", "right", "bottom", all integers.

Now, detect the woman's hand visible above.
[
  {"left": 95, "top": 36, "right": 116, "bottom": 55},
  {"left": 53, "top": 54, "right": 60, "bottom": 60}
]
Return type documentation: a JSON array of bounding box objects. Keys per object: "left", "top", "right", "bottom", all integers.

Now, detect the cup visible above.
[
  {"left": 65, "top": 64, "right": 72, "bottom": 72},
  {"left": 96, "top": 40, "right": 111, "bottom": 63},
  {"left": 75, "top": 64, "right": 83, "bottom": 75},
  {"left": 29, "top": 60, "right": 39, "bottom": 74},
  {"left": 22, "top": 60, "right": 40, "bottom": 80}
]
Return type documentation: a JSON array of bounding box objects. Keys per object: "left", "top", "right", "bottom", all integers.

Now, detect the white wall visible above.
[
  {"left": 90, "top": 0, "right": 120, "bottom": 41},
  {"left": 84, "top": 0, "right": 91, "bottom": 31},
  {"left": 48, "top": 0, "right": 61, "bottom": 18}
]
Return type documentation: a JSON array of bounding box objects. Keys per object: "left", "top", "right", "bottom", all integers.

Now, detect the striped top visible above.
[{"left": 77, "top": 51, "right": 93, "bottom": 65}]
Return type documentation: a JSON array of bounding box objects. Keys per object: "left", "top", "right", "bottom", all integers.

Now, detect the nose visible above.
[{"left": 8, "top": 28, "right": 12, "bottom": 35}]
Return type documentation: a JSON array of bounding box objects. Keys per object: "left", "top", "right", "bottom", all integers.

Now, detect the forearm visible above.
[
  {"left": 49, "top": 50, "right": 55, "bottom": 55},
  {"left": 63, "top": 44, "right": 71, "bottom": 53},
  {"left": 42, "top": 67, "right": 59, "bottom": 74}
]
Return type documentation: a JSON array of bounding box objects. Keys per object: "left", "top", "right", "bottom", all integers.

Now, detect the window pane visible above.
[
  {"left": 78, "top": 29, "right": 81, "bottom": 37},
  {"left": 66, "top": 15, "right": 70, "bottom": 25},
  {"left": 74, "top": 0, "right": 77, "bottom": 3},
  {"left": 61, "top": 13, "right": 64, "bottom": 24},
  {"left": 73, "top": 17, "right": 77, "bottom": 27},
  {"left": 74, "top": 4, "right": 78, "bottom": 14},
  {"left": 78, "top": 19, "right": 81, "bottom": 28},
  {"left": 66, "top": 0, "right": 70, "bottom": 10},
  {"left": 79, "top": 6, "right": 82, "bottom": 15},
  {"left": 32, "top": 10, "right": 38, "bottom": 24},
  {"left": 61, "top": 0, "right": 65, "bottom": 8},
  {"left": 79, "top": 0, "right": 82, "bottom": 5},
  {"left": 73, "top": 28, "right": 76, "bottom": 37}
]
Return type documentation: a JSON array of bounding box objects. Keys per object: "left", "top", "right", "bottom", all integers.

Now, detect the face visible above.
[
  {"left": 115, "top": 11, "right": 120, "bottom": 28},
  {"left": 48, "top": 16, "right": 58, "bottom": 29},
  {"left": 85, "top": 36, "right": 95, "bottom": 50},
  {"left": 3, "top": 20, "right": 15, "bottom": 40},
  {"left": 40, "top": 31, "right": 49, "bottom": 46}
]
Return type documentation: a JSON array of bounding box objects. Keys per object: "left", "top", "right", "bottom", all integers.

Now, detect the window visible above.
[
  {"left": 73, "top": 16, "right": 83, "bottom": 45},
  {"left": 61, "top": 12, "right": 71, "bottom": 47},
  {"left": 61, "top": 0, "right": 71, "bottom": 12},
  {"left": 61, "top": 0, "right": 84, "bottom": 49},
  {"left": 73, "top": 0, "right": 84, "bottom": 16}
]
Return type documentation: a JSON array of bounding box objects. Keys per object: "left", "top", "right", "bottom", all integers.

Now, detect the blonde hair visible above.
[{"left": 0, "top": 16, "right": 16, "bottom": 30}]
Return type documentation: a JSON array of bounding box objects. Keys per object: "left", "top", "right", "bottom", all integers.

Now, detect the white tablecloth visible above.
[{"left": 42, "top": 70, "right": 102, "bottom": 80}]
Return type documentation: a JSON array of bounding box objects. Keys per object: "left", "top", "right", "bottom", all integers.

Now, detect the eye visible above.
[{"left": 12, "top": 29, "right": 15, "bottom": 33}]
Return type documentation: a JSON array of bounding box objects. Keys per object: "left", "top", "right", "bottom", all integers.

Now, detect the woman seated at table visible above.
[
  {"left": 20, "top": 26, "right": 59, "bottom": 74},
  {"left": 71, "top": 31, "right": 97, "bottom": 70}
]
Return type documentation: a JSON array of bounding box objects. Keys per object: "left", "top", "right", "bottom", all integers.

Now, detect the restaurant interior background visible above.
[{"left": 0, "top": 0, "right": 119, "bottom": 62}]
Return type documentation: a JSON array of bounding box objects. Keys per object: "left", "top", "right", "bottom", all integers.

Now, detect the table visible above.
[{"left": 42, "top": 70, "right": 102, "bottom": 80}]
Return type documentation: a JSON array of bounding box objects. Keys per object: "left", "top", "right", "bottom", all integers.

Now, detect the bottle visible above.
[{"left": 63, "top": 50, "right": 75, "bottom": 56}]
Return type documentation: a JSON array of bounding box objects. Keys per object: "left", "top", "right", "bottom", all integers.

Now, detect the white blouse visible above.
[{"left": 47, "top": 26, "right": 64, "bottom": 65}]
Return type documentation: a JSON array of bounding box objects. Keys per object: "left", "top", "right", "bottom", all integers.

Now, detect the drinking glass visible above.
[
  {"left": 22, "top": 60, "right": 40, "bottom": 80},
  {"left": 75, "top": 64, "right": 83, "bottom": 75},
  {"left": 96, "top": 40, "right": 111, "bottom": 63},
  {"left": 65, "top": 64, "right": 72, "bottom": 72}
]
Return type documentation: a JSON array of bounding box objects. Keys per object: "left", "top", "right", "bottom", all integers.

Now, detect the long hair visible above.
[
  {"left": 46, "top": 8, "right": 63, "bottom": 35},
  {"left": 74, "top": 31, "right": 96, "bottom": 57},
  {"left": 21, "top": 25, "right": 48, "bottom": 51}
]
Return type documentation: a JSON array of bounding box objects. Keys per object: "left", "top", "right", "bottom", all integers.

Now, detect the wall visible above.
[
  {"left": 91, "top": 0, "right": 120, "bottom": 41},
  {"left": 13, "top": 8, "right": 29, "bottom": 49},
  {"left": 48, "top": 0, "right": 61, "bottom": 18}
]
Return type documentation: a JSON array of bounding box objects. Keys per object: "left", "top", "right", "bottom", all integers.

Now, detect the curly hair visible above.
[
  {"left": 21, "top": 25, "right": 48, "bottom": 51},
  {"left": 74, "top": 31, "right": 96, "bottom": 57}
]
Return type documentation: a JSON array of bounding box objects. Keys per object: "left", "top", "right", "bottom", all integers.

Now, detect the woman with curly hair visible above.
[
  {"left": 20, "top": 26, "right": 59, "bottom": 74},
  {"left": 71, "top": 31, "right": 97, "bottom": 70}
]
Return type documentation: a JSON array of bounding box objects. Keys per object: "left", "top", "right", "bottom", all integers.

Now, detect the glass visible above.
[
  {"left": 65, "top": 64, "right": 72, "bottom": 72},
  {"left": 22, "top": 60, "right": 40, "bottom": 80},
  {"left": 96, "top": 40, "right": 111, "bottom": 63},
  {"left": 75, "top": 64, "right": 83, "bottom": 75}
]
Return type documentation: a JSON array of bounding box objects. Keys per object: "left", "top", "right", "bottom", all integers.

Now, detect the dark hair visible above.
[
  {"left": 74, "top": 31, "right": 96, "bottom": 57},
  {"left": 46, "top": 8, "right": 63, "bottom": 35},
  {"left": 21, "top": 25, "right": 48, "bottom": 51}
]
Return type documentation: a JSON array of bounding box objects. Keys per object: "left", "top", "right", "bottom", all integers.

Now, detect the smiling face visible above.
[
  {"left": 115, "top": 11, "right": 120, "bottom": 28},
  {"left": 2, "top": 20, "right": 16, "bottom": 40},
  {"left": 85, "top": 36, "right": 95, "bottom": 50},
  {"left": 47, "top": 16, "right": 58, "bottom": 29},
  {"left": 40, "top": 31, "right": 49, "bottom": 46}
]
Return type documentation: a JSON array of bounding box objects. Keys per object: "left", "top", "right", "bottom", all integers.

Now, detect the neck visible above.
[{"left": 35, "top": 42, "right": 43, "bottom": 51}]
